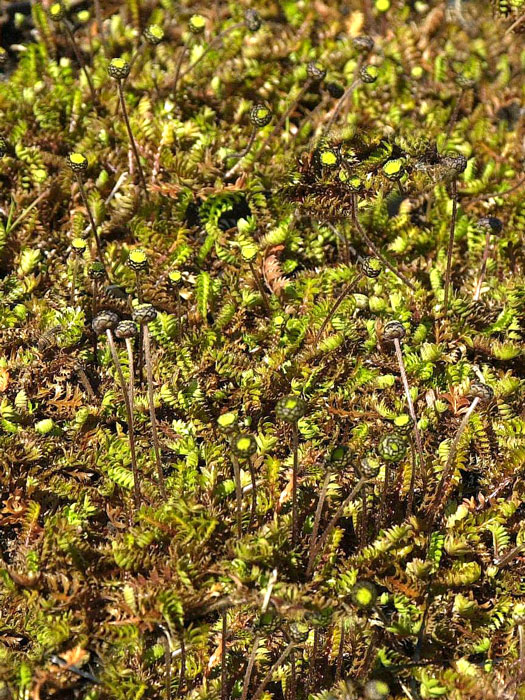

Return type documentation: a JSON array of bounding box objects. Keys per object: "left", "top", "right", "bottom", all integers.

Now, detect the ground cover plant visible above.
[{"left": 1, "top": 0, "right": 525, "bottom": 698}]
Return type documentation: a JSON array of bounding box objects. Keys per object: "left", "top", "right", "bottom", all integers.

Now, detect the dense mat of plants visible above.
[{"left": 1, "top": 0, "right": 525, "bottom": 698}]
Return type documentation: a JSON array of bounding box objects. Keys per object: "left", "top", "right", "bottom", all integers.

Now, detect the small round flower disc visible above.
[
  {"left": 393, "top": 414, "right": 413, "bottom": 435},
  {"left": 77, "top": 10, "right": 90, "bottom": 23},
  {"left": 250, "top": 105, "right": 272, "bottom": 128},
  {"left": 108, "top": 58, "right": 131, "bottom": 79},
  {"left": 49, "top": 3, "right": 65, "bottom": 20},
  {"left": 145, "top": 24, "right": 164, "bottom": 44},
  {"left": 351, "top": 581, "right": 377, "bottom": 608},
  {"left": 276, "top": 395, "right": 307, "bottom": 422},
  {"left": 378, "top": 433, "right": 407, "bottom": 462},
  {"left": 382, "top": 158, "right": 405, "bottom": 180},
  {"left": 168, "top": 270, "right": 182, "bottom": 284},
  {"left": 68, "top": 152, "right": 88, "bottom": 172},
  {"left": 189, "top": 15, "right": 206, "bottom": 34},
  {"left": 217, "top": 412, "right": 236, "bottom": 431},
  {"left": 128, "top": 249, "right": 148, "bottom": 270},
  {"left": 72, "top": 237, "right": 87, "bottom": 252},
  {"left": 319, "top": 149, "right": 338, "bottom": 168}
]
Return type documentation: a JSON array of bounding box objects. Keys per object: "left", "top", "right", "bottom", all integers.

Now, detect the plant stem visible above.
[
  {"left": 248, "top": 259, "right": 272, "bottom": 314},
  {"left": 240, "top": 634, "right": 260, "bottom": 700},
  {"left": 335, "top": 620, "right": 345, "bottom": 682},
  {"left": 292, "top": 423, "right": 299, "bottom": 546},
  {"left": 221, "top": 610, "right": 228, "bottom": 700},
  {"left": 430, "top": 397, "right": 479, "bottom": 521},
  {"left": 473, "top": 229, "right": 492, "bottom": 301},
  {"left": 518, "top": 625, "right": 525, "bottom": 682},
  {"left": 63, "top": 20, "right": 98, "bottom": 106},
  {"left": 379, "top": 463, "right": 390, "bottom": 527},
  {"left": 172, "top": 40, "right": 191, "bottom": 96},
  {"left": 116, "top": 80, "right": 149, "bottom": 198},
  {"left": 307, "top": 471, "right": 331, "bottom": 575},
  {"left": 135, "top": 270, "right": 143, "bottom": 303},
  {"left": 443, "top": 178, "right": 457, "bottom": 313},
  {"left": 225, "top": 129, "right": 256, "bottom": 178},
  {"left": 351, "top": 194, "right": 415, "bottom": 290},
  {"left": 313, "top": 271, "right": 363, "bottom": 346},
  {"left": 75, "top": 174, "right": 110, "bottom": 281},
  {"left": 306, "top": 629, "right": 318, "bottom": 695},
  {"left": 259, "top": 80, "right": 312, "bottom": 154},
  {"left": 322, "top": 78, "right": 360, "bottom": 135},
  {"left": 306, "top": 477, "right": 367, "bottom": 577},
  {"left": 70, "top": 256, "right": 78, "bottom": 305},
  {"left": 406, "top": 438, "right": 416, "bottom": 517},
  {"left": 106, "top": 329, "right": 141, "bottom": 508},
  {"left": 125, "top": 338, "right": 135, "bottom": 424},
  {"left": 143, "top": 325, "right": 167, "bottom": 498},
  {"left": 290, "top": 649, "right": 297, "bottom": 700},
  {"left": 91, "top": 279, "right": 99, "bottom": 363},
  {"left": 180, "top": 23, "right": 244, "bottom": 79},
  {"left": 360, "top": 483, "right": 368, "bottom": 547},
  {"left": 177, "top": 627, "right": 186, "bottom": 697},
  {"left": 94, "top": 0, "right": 106, "bottom": 55},
  {"left": 393, "top": 338, "right": 427, "bottom": 486},
  {"left": 232, "top": 454, "right": 243, "bottom": 538},
  {"left": 445, "top": 88, "right": 465, "bottom": 141},
  {"left": 6, "top": 189, "right": 50, "bottom": 235},
  {"left": 247, "top": 455, "right": 257, "bottom": 528},
  {"left": 251, "top": 641, "right": 297, "bottom": 700}
]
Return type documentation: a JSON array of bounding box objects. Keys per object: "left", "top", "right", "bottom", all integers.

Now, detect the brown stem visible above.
[
  {"left": 473, "top": 230, "right": 492, "bottom": 301},
  {"left": 232, "top": 454, "right": 243, "bottom": 538},
  {"left": 445, "top": 88, "right": 465, "bottom": 141},
  {"left": 125, "top": 338, "right": 135, "bottom": 415},
  {"left": 221, "top": 611, "right": 228, "bottom": 700},
  {"left": 63, "top": 20, "right": 98, "bottom": 106},
  {"left": 463, "top": 175, "right": 525, "bottom": 205},
  {"left": 306, "top": 477, "right": 367, "bottom": 577},
  {"left": 290, "top": 649, "right": 297, "bottom": 700},
  {"left": 180, "top": 23, "right": 244, "bottom": 79},
  {"left": 307, "top": 471, "right": 331, "bottom": 575},
  {"left": 106, "top": 329, "right": 141, "bottom": 508},
  {"left": 259, "top": 80, "right": 312, "bottom": 154},
  {"left": 306, "top": 629, "right": 318, "bottom": 695},
  {"left": 323, "top": 78, "right": 360, "bottom": 135},
  {"left": 393, "top": 338, "right": 427, "bottom": 486},
  {"left": 360, "top": 483, "right": 368, "bottom": 547},
  {"left": 116, "top": 80, "right": 149, "bottom": 198},
  {"left": 241, "top": 634, "right": 260, "bottom": 700},
  {"left": 135, "top": 270, "right": 143, "bottom": 303},
  {"left": 335, "top": 621, "right": 345, "bottom": 682},
  {"left": 248, "top": 259, "right": 272, "bottom": 315},
  {"left": 248, "top": 455, "right": 257, "bottom": 528},
  {"left": 505, "top": 11, "right": 525, "bottom": 35},
  {"left": 177, "top": 627, "right": 186, "bottom": 697},
  {"left": 70, "top": 256, "right": 78, "bottom": 305},
  {"left": 430, "top": 397, "right": 479, "bottom": 521},
  {"left": 379, "top": 463, "right": 390, "bottom": 527},
  {"left": 292, "top": 423, "right": 299, "bottom": 546},
  {"left": 94, "top": 0, "right": 106, "bottom": 55},
  {"left": 91, "top": 279, "right": 98, "bottom": 364},
  {"left": 172, "top": 41, "right": 190, "bottom": 96},
  {"left": 143, "top": 326, "right": 167, "bottom": 497},
  {"left": 225, "top": 129, "right": 256, "bottom": 178},
  {"left": 443, "top": 178, "right": 458, "bottom": 313},
  {"left": 75, "top": 174, "right": 110, "bottom": 281},
  {"left": 351, "top": 194, "right": 415, "bottom": 290},
  {"left": 313, "top": 272, "right": 363, "bottom": 347},
  {"left": 252, "top": 641, "right": 297, "bottom": 700},
  {"left": 406, "top": 438, "right": 416, "bottom": 517}
]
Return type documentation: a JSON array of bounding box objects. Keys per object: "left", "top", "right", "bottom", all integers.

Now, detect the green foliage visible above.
[{"left": 0, "top": 2, "right": 524, "bottom": 699}]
